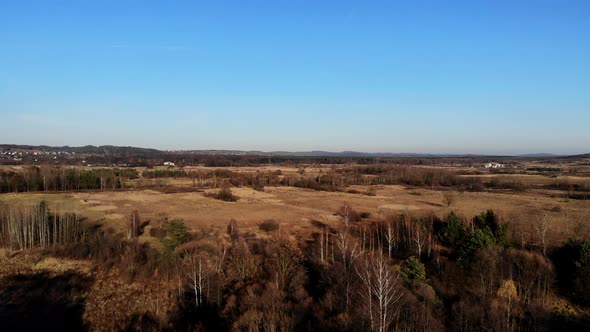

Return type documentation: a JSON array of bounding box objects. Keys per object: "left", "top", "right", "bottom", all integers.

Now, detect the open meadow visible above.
[{"left": 2, "top": 178, "right": 589, "bottom": 247}]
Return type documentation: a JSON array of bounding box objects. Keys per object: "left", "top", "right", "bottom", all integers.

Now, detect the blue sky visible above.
[{"left": 1, "top": 0, "right": 589, "bottom": 154}]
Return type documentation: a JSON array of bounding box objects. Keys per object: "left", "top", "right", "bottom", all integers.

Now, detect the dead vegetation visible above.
[
  {"left": 204, "top": 185, "right": 239, "bottom": 202},
  {"left": 1, "top": 161, "right": 590, "bottom": 330}
]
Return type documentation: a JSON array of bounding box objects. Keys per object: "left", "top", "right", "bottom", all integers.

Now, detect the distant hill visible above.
[
  {"left": 561, "top": 153, "right": 590, "bottom": 159},
  {"left": 183, "top": 150, "right": 493, "bottom": 158},
  {"left": 0, "top": 144, "right": 161, "bottom": 156},
  {"left": 516, "top": 153, "right": 560, "bottom": 157},
  {"left": 1, "top": 144, "right": 587, "bottom": 159},
  {"left": 271, "top": 151, "right": 485, "bottom": 158}
]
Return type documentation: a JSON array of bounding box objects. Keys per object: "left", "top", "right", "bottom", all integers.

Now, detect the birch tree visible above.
[
  {"left": 535, "top": 213, "right": 550, "bottom": 256},
  {"left": 184, "top": 250, "right": 210, "bottom": 308},
  {"left": 356, "top": 253, "right": 404, "bottom": 332},
  {"left": 384, "top": 219, "right": 395, "bottom": 258}
]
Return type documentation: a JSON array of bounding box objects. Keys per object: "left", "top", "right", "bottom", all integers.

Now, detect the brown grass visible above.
[
  {"left": 2, "top": 162, "right": 589, "bottom": 249},
  {"left": 2, "top": 178, "right": 589, "bottom": 247}
]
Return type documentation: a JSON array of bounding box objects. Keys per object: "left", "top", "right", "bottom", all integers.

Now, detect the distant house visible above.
[
  {"left": 484, "top": 162, "right": 504, "bottom": 169},
  {"left": 164, "top": 161, "right": 175, "bottom": 167}
]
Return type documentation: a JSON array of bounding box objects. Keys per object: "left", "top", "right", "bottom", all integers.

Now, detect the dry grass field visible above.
[{"left": 2, "top": 174, "right": 588, "bottom": 247}]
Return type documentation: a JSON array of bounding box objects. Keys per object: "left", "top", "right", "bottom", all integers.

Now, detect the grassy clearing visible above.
[{"left": 2, "top": 181, "right": 589, "bottom": 246}]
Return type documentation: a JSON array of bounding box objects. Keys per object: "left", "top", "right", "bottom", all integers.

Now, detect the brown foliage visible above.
[
  {"left": 205, "top": 186, "right": 239, "bottom": 202},
  {"left": 258, "top": 219, "right": 280, "bottom": 233}
]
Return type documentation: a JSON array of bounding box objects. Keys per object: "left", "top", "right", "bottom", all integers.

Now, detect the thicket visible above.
[
  {"left": 141, "top": 169, "right": 188, "bottom": 178},
  {"left": 2, "top": 201, "right": 590, "bottom": 330},
  {"left": 552, "top": 238, "right": 590, "bottom": 305},
  {"left": 204, "top": 185, "right": 239, "bottom": 202},
  {"left": 0, "top": 201, "right": 82, "bottom": 249}
]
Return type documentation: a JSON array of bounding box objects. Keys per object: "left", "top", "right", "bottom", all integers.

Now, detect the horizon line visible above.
[{"left": 1, "top": 144, "right": 588, "bottom": 157}]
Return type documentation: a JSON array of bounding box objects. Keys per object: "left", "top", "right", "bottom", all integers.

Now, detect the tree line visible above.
[
  {"left": 0, "top": 167, "right": 138, "bottom": 193},
  {"left": 3, "top": 166, "right": 589, "bottom": 198},
  {"left": 143, "top": 166, "right": 590, "bottom": 197}
]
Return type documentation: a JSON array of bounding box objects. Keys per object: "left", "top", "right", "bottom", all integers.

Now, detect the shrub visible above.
[
  {"left": 402, "top": 256, "right": 427, "bottom": 287},
  {"left": 359, "top": 212, "right": 371, "bottom": 219},
  {"left": 443, "top": 192, "right": 455, "bottom": 207},
  {"left": 468, "top": 182, "right": 486, "bottom": 192},
  {"left": 205, "top": 187, "right": 238, "bottom": 202},
  {"left": 473, "top": 210, "right": 507, "bottom": 245},
  {"left": 437, "top": 212, "right": 465, "bottom": 249},
  {"left": 227, "top": 218, "right": 239, "bottom": 240},
  {"left": 0, "top": 248, "right": 11, "bottom": 261},
  {"left": 149, "top": 227, "right": 166, "bottom": 239},
  {"left": 252, "top": 183, "right": 265, "bottom": 192},
  {"left": 457, "top": 210, "right": 507, "bottom": 265},
  {"left": 458, "top": 227, "right": 496, "bottom": 265},
  {"left": 161, "top": 219, "right": 191, "bottom": 256},
  {"left": 259, "top": 220, "right": 280, "bottom": 232},
  {"left": 336, "top": 203, "right": 361, "bottom": 223}
]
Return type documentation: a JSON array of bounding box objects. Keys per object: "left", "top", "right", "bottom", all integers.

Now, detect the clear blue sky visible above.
[{"left": 1, "top": 0, "right": 588, "bottom": 154}]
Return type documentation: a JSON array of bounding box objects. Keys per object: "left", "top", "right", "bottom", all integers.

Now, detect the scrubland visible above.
[{"left": 1, "top": 161, "right": 590, "bottom": 331}]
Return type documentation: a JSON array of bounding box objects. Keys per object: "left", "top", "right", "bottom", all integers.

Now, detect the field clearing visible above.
[
  {"left": 460, "top": 173, "right": 590, "bottom": 185},
  {"left": 184, "top": 165, "right": 311, "bottom": 174},
  {"left": 125, "top": 177, "right": 196, "bottom": 188},
  {"left": 0, "top": 193, "right": 80, "bottom": 211},
  {"left": 2, "top": 184, "right": 589, "bottom": 245}
]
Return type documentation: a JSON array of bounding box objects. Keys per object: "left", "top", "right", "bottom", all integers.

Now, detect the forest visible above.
[
  {"left": 0, "top": 167, "right": 138, "bottom": 193},
  {"left": 2, "top": 165, "right": 589, "bottom": 199},
  {"left": 1, "top": 199, "right": 590, "bottom": 331}
]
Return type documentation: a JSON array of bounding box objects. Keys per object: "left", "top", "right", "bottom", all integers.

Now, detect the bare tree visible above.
[
  {"left": 227, "top": 218, "right": 239, "bottom": 241},
  {"left": 356, "top": 253, "right": 404, "bottom": 332},
  {"left": 127, "top": 210, "right": 140, "bottom": 239},
  {"left": 535, "top": 213, "right": 550, "bottom": 256},
  {"left": 384, "top": 219, "right": 395, "bottom": 259},
  {"left": 227, "top": 239, "right": 258, "bottom": 282},
  {"left": 336, "top": 230, "right": 361, "bottom": 313},
  {"left": 211, "top": 241, "right": 227, "bottom": 305},
  {"left": 184, "top": 250, "right": 210, "bottom": 308},
  {"left": 357, "top": 254, "right": 375, "bottom": 330},
  {"left": 342, "top": 203, "right": 351, "bottom": 228},
  {"left": 265, "top": 238, "right": 305, "bottom": 296},
  {"left": 319, "top": 226, "right": 331, "bottom": 264},
  {"left": 412, "top": 221, "right": 426, "bottom": 258}
]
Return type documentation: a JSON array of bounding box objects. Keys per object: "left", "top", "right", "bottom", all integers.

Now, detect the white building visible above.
[
  {"left": 164, "top": 161, "right": 175, "bottom": 167},
  {"left": 484, "top": 162, "right": 504, "bottom": 169}
]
